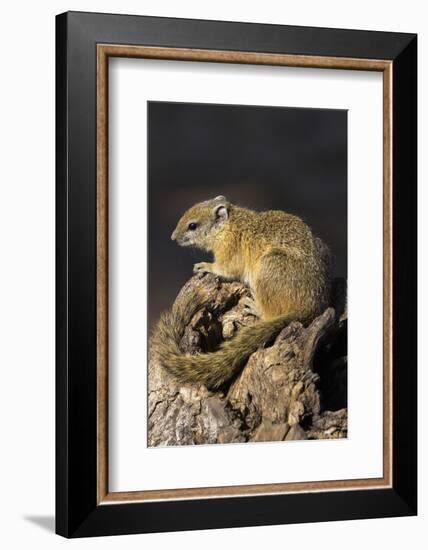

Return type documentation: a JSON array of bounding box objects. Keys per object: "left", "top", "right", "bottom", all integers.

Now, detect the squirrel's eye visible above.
[{"left": 188, "top": 222, "right": 198, "bottom": 231}]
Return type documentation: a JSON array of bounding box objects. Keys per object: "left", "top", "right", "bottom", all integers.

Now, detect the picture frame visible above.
[{"left": 56, "top": 11, "right": 417, "bottom": 538}]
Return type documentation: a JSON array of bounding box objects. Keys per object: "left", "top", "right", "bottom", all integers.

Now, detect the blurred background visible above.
[{"left": 148, "top": 101, "right": 347, "bottom": 331}]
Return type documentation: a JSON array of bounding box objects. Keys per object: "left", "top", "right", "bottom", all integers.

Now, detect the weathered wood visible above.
[{"left": 148, "top": 273, "right": 347, "bottom": 447}]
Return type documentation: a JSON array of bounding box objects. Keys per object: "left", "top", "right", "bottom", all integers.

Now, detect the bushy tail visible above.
[{"left": 152, "top": 297, "right": 298, "bottom": 389}]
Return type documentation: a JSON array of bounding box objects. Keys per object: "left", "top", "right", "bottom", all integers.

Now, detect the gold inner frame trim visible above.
[{"left": 96, "top": 44, "right": 393, "bottom": 505}]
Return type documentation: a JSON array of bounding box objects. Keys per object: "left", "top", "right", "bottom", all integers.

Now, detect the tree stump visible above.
[{"left": 148, "top": 273, "right": 347, "bottom": 446}]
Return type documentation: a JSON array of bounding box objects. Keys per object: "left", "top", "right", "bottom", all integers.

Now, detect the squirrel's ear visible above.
[
  {"left": 213, "top": 203, "right": 228, "bottom": 222},
  {"left": 213, "top": 195, "right": 226, "bottom": 202}
]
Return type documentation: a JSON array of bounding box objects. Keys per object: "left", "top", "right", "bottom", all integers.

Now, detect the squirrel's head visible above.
[{"left": 171, "top": 195, "right": 230, "bottom": 252}]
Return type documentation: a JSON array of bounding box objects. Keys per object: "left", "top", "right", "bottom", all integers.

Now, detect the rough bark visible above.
[{"left": 148, "top": 273, "right": 347, "bottom": 447}]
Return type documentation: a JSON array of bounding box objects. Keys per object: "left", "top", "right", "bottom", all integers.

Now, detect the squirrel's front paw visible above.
[{"left": 193, "top": 262, "right": 213, "bottom": 274}]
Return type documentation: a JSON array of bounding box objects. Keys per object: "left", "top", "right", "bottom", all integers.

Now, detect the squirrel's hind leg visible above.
[
  {"left": 253, "top": 249, "right": 308, "bottom": 321},
  {"left": 240, "top": 295, "right": 260, "bottom": 318}
]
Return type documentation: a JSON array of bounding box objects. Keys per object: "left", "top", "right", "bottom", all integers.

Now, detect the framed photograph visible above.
[{"left": 56, "top": 11, "right": 417, "bottom": 537}]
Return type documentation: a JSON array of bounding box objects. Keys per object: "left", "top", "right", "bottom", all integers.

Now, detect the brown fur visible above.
[{"left": 155, "top": 196, "right": 331, "bottom": 388}]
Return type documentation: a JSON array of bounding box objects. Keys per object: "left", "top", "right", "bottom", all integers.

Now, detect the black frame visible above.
[{"left": 56, "top": 11, "right": 417, "bottom": 538}]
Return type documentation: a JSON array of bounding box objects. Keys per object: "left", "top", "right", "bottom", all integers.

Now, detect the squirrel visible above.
[{"left": 153, "top": 195, "right": 332, "bottom": 389}]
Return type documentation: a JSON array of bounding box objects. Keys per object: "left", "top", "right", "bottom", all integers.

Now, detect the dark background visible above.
[{"left": 148, "top": 101, "right": 347, "bottom": 331}]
